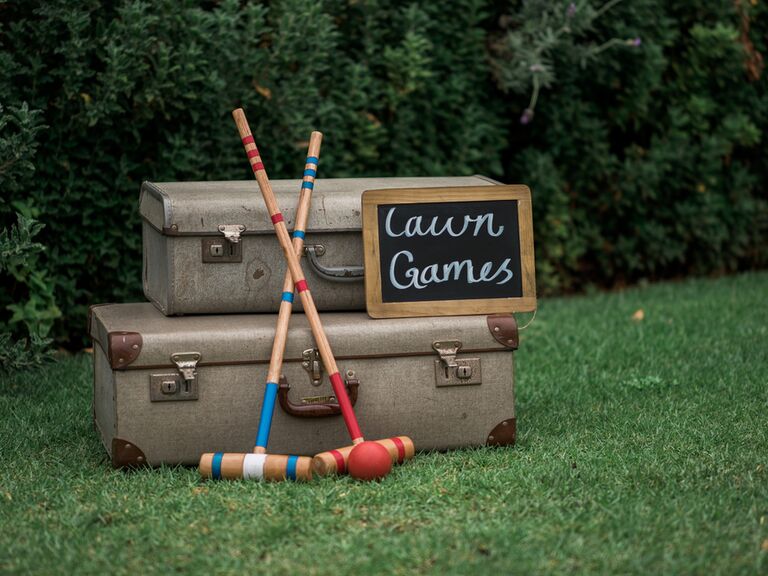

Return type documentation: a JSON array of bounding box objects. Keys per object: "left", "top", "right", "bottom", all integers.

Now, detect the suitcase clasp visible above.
[
  {"left": 150, "top": 352, "right": 201, "bottom": 402},
  {"left": 171, "top": 352, "right": 201, "bottom": 388},
  {"left": 302, "top": 347, "right": 323, "bottom": 386},
  {"left": 432, "top": 340, "right": 461, "bottom": 368},
  {"left": 217, "top": 224, "right": 246, "bottom": 243},
  {"left": 432, "top": 340, "right": 482, "bottom": 387}
]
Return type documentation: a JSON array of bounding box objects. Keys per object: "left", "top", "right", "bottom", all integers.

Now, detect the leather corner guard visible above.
[
  {"left": 107, "top": 331, "right": 143, "bottom": 368},
  {"left": 111, "top": 438, "right": 147, "bottom": 468},
  {"left": 487, "top": 314, "right": 519, "bottom": 349},
  {"left": 486, "top": 418, "right": 516, "bottom": 447}
]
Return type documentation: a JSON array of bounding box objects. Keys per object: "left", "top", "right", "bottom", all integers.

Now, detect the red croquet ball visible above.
[{"left": 348, "top": 441, "right": 393, "bottom": 481}]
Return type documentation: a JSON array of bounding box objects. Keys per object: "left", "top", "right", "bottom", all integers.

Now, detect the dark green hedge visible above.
[{"left": 1, "top": 0, "right": 766, "bottom": 349}]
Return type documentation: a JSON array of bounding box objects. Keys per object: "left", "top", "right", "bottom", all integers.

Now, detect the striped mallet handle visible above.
[
  {"left": 254, "top": 132, "right": 323, "bottom": 454},
  {"left": 199, "top": 452, "right": 313, "bottom": 481},
  {"left": 232, "top": 108, "right": 364, "bottom": 445},
  {"left": 313, "top": 436, "right": 415, "bottom": 476}
]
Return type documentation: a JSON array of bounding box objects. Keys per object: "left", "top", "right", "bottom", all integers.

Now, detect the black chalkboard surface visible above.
[
  {"left": 362, "top": 185, "right": 536, "bottom": 318},
  {"left": 378, "top": 200, "right": 522, "bottom": 302}
]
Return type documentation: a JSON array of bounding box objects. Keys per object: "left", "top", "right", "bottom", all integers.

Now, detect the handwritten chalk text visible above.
[
  {"left": 389, "top": 250, "right": 514, "bottom": 290},
  {"left": 384, "top": 208, "right": 504, "bottom": 239}
]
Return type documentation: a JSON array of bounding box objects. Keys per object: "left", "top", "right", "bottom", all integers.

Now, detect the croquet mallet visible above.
[
  {"left": 232, "top": 108, "right": 412, "bottom": 480},
  {"left": 199, "top": 133, "right": 323, "bottom": 482},
  {"left": 313, "top": 436, "right": 415, "bottom": 477}
]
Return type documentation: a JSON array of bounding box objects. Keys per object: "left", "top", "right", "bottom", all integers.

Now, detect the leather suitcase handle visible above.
[
  {"left": 304, "top": 244, "right": 364, "bottom": 282},
  {"left": 278, "top": 374, "right": 359, "bottom": 417}
]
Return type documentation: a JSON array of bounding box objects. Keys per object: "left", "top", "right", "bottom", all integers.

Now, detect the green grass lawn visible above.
[{"left": 1, "top": 272, "right": 767, "bottom": 575}]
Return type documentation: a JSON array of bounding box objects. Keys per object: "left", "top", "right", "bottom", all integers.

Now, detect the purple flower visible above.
[
  {"left": 627, "top": 37, "right": 642, "bottom": 47},
  {"left": 520, "top": 108, "right": 534, "bottom": 125},
  {"left": 566, "top": 2, "right": 576, "bottom": 18}
]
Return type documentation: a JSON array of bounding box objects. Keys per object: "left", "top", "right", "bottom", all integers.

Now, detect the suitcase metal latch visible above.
[
  {"left": 432, "top": 340, "right": 482, "bottom": 387},
  {"left": 433, "top": 340, "right": 461, "bottom": 368},
  {"left": 218, "top": 224, "right": 246, "bottom": 243},
  {"left": 172, "top": 352, "right": 200, "bottom": 382},
  {"left": 202, "top": 225, "right": 245, "bottom": 263},
  {"left": 149, "top": 352, "right": 201, "bottom": 402},
  {"left": 302, "top": 348, "right": 323, "bottom": 386}
]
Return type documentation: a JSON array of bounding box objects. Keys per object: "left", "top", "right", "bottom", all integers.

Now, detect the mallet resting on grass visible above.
[
  {"left": 199, "top": 452, "right": 313, "bottom": 481},
  {"left": 313, "top": 435, "right": 415, "bottom": 477},
  {"left": 233, "top": 108, "right": 406, "bottom": 481},
  {"left": 198, "top": 132, "right": 322, "bottom": 481}
]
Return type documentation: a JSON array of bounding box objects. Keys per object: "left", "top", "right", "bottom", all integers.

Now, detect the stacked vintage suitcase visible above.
[{"left": 89, "top": 176, "right": 519, "bottom": 469}]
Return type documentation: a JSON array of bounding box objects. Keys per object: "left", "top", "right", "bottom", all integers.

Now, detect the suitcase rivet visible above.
[
  {"left": 118, "top": 357, "right": 124, "bottom": 363},
  {"left": 131, "top": 344, "right": 139, "bottom": 350},
  {"left": 494, "top": 326, "right": 500, "bottom": 332},
  {"left": 502, "top": 421, "right": 508, "bottom": 426},
  {"left": 507, "top": 339, "right": 514, "bottom": 344},
  {"left": 488, "top": 435, "right": 494, "bottom": 441},
  {"left": 171, "top": 224, "right": 178, "bottom": 231},
  {"left": 125, "top": 444, "right": 132, "bottom": 449}
]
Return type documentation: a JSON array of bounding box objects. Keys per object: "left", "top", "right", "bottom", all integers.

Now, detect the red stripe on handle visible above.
[
  {"left": 241, "top": 135, "right": 255, "bottom": 145},
  {"left": 330, "top": 450, "right": 346, "bottom": 474},
  {"left": 329, "top": 372, "right": 363, "bottom": 441},
  {"left": 270, "top": 213, "right": 284, "bottom": 224},
  {"left": 390, "top": 437, "right": 406, "bottom": 463},
  {"left": 295, "top": 279, "right": 308, "bottom": 293},
  {"left": 252, "top": 161, "right": 265, "bottom": 172},
  {"left": 246, "top": 149, "right": 259, "bottom": 159}
]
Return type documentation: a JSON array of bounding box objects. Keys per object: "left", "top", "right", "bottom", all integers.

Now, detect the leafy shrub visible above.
[
  {"left": 0, "top": 102, "right": 58, "bottom": 369},
  {"left": 502, "top": 0, "right": 768, "bottom": 292},
  {"left": 0, "top": 0, "right": 765, "bottom": 349},
  {"left": 0, "top": 213, "right": 59, "bottom": 371}
]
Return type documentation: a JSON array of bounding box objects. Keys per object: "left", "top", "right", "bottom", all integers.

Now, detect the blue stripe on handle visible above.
[
  {"left": 286, "top": 455, "right": 298, "bottom": 481},
  {"left": 301, "top": 181, "right": 314, "bottom": 190},
  {"left": 255, "top": 382, "right": 279, "bottom": 449},
  {"left": 305, "top": 156, "right": 319, "bottom": 165},
  {"left": 303, "top": 168, "right": 317, "bottom": 178},
  {"left": 281, "top": 291, "right": 294, "bottom": 303},
  {"left": 292, "top": 230, "right": 305, "bottom": 240},
  {"left": 212, "top": 452, "right": 223, "bottom": 480}
]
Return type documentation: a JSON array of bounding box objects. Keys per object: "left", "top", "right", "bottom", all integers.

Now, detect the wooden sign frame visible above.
[{"left": 362, "top": 185, "right": 536, "bottom": 318}]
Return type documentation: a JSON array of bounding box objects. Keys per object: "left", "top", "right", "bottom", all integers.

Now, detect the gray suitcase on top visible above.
[
  {"left": 140, "top": 176, "right": 500, "bottom": 316},
  {"left": 89, "top": 303, "right": 518, "bottom": 468}
]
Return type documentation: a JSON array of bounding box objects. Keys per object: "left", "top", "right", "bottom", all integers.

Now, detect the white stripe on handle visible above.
[{"left": 242, "top": 453, "right": 267, "bottom": 480}]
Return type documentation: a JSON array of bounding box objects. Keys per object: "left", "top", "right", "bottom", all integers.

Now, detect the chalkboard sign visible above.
[{"left": 362, "top": 185, "right": 536, "bottom": 318}]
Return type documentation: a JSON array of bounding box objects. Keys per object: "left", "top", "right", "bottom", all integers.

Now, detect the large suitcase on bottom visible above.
[{"left": 89, "top": 303, "right": 518, "bottom": 468}]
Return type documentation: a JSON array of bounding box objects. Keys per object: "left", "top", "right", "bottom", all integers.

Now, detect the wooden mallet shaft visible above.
[
  {"left": 313, "top": 436, "right": 415, "bottom": 476},
  {"left": 232, "top": 109, "right": 364, "bottom": 445},
  {"left": 199, "top": 452, "right": 313, "bottom": 481},
  {"left": 254, "top": 131, "right": 323, "bottom": 454}
]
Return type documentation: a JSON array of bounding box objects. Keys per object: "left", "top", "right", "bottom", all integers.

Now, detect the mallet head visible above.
[
  {"left": 199, "top": 452, "right": 313, "bottom": 481},
  {"left": 313, "top": 436, "right": 415, "bottom": 477}
]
